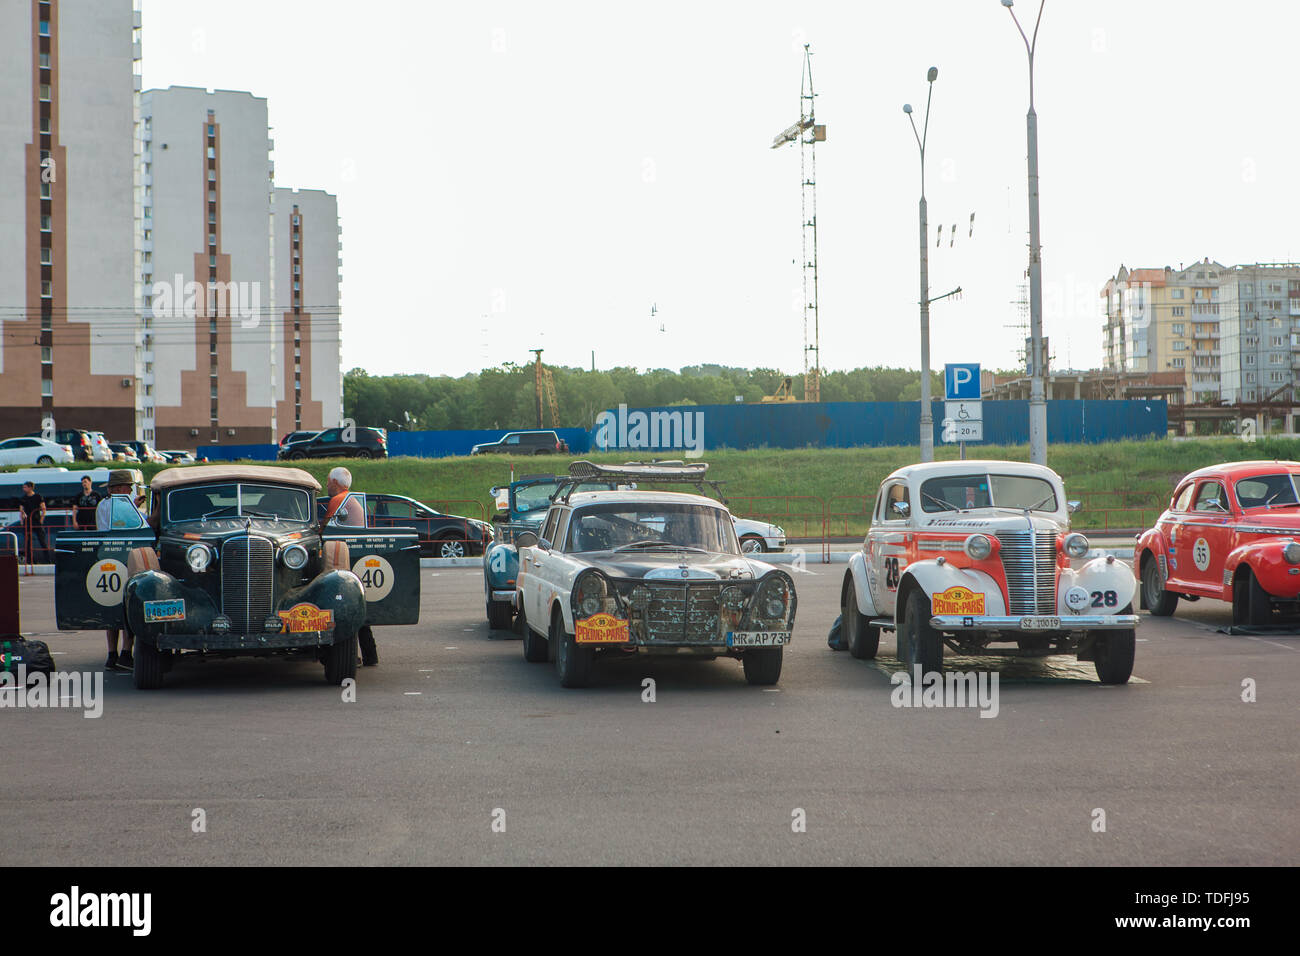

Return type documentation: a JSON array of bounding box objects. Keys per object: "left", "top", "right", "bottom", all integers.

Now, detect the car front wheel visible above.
[
  {"left": 1232, "top": 568, "right": 1272, "bottom": 627},
  {"left": 899, "top": 589, "right": 943, "bottom": 676},
  {"left": 487, "top": 598, "right": 513, "bottom": 630},
  {"left": 1092, "top": 608, "right": 1135, "bottom": 684},
  {"left": 324, "top": 632, "right": 358, "bottom": 685},
  {"left": 742, "top": 647, "right": 783, "bottom": 685},
  {"left": 1141, "top": 554, "right": 1178, "bottom": 616},
  {"left": 842, "top": 576, "right": 880, "bottom": 659},
  {"left": 132, "top": 640, "right": 165, "bottom": 690}
]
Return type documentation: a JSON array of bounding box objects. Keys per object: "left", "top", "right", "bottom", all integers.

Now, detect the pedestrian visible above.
[
  {"left": 18, "top": 481, "right": 49, "bottom": 563},
  {"left": 97, "top": 470, "right": 147, "bottom": 670},
  {"left": 320, "top": 466, "right": 376, "bottom": 666},
  {"left": 74, "top": 474, "right": 101, "bottom": 531}
]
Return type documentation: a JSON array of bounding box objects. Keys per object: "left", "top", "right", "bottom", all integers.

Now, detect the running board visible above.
[{"left": 869, "top": 618, "right": 896, "bottom": 632}]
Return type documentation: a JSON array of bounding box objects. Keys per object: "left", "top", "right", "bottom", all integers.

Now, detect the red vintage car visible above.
[{"left": 1136, "top": 460, "right": 1300, "bottom": 625}]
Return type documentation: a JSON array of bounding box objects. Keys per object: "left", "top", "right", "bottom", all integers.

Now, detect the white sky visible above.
[{"left": 139, "top": 0, "right": 1300, "bottom": 378}]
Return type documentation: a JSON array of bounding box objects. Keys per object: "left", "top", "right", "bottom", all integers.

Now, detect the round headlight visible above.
[
  {"left": 282, "top": 544, "right": 309, "bottom": 570},
  {"left": 573, "top": 571, "right": 609, "bottom": 618},
  {"left": 186, "top": 543, "right": 212, "bottom": 572},
  {"left": 765, "top": 596, "right": 785, "bottom": 618},
  {"left": 963, "top": 534, "right": 993, "bottom": 561},
  {"left": 1284, "top": 542, "right": 1300, "bottom": 564},
  {"left": 1064, "top": 533, "right": 1089, "bottom": 558}
]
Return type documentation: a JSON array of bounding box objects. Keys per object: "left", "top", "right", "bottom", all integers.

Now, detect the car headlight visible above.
[
  {"left": 750, "top": 572, "right": 795, "bottom": 627},
  {"left": 963, "top": 533, "right": 993, "bottom": 561},
  {"left": 572, "top": 570, "right": 620, "bottom": 619},
  {"left": 281, "top": 544, "right": 309, "bottom": 570},
  {"left": 1063, "top": 532, "right": 1089, "bottom": 558},
  {"left": 186, "top": 543, "right": 213, "bottom": 572},
  {"left": 1284, "top": 542, "right": 1300, "bottom": 564}
]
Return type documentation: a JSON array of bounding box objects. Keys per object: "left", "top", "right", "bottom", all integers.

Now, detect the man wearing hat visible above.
[{"left": 97, "top": 470, "right": 148, "bottom": 670}]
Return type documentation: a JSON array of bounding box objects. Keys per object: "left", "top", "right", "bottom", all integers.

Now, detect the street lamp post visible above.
[
  {"left": 1002, "top": 0, "right": 1048, "bottom": 465},
  {"left": 904, "top": 66, "right": 939, "bottom": 462}
]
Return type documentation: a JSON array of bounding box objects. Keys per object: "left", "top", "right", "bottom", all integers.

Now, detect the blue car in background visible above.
[{"left": 482, "top": 473, "right": 617, "bottom": 630}]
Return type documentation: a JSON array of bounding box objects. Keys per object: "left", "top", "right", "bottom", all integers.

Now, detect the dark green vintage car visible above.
[{"left": 54, "top": 465, "right": 420, "bottom": 689}]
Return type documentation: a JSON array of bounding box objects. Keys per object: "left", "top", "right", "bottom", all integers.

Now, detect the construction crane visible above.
[
  {"left": 760, "top": 377, "right": 796, "bottom": 403},
  {"left": 530, "top": 349, "right": 561, "bottom": 429},
  {"left": 770, "top": 43, "right": 824, "bottom": 403}
]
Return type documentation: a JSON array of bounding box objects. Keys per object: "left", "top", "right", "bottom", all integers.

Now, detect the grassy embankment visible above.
[{"left": 9, "top": 437, "right": 1300, "bottom": 535}]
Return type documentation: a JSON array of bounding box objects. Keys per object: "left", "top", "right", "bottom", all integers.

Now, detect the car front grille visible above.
[
  {"left": 221, "top": 535, "right": 274, "bottom": 633},
  {"left": 995, "top": 530, "right": 1057, "bottom": 615},
  {"left": 641, "top": 582, "right": 723, "bottom": 643}
]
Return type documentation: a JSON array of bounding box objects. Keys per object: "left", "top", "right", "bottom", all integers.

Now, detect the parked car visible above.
[
  {"left": 0, "top": 436, "right": 74, "bottom": 466},
  {"left": 1135, "top": 459, "right": 1300, "bottom": 626},
  {"left": 159, "top": 450, "right": 198, "bottom": 464},
  {"left": 120, "top": 440, "right": 167, "bottom": 464},
  {"left": 107, "top": 442, "right": 141, "bottom": 463},
  {"left": 24, "top": 428, "right": 95, "bottom": 461},
  {"left": 470, "top": 430, "right": 569, "bottom": 456},
  {"left": 316, "top": 493, "right": 493, "bottom": 558},
  {"left": 733, "top": 516, "right": 786, "bottom": 553},
  {"left": 513, "top": 461, "right": 796, "bottom": 687},
  {"left": 83, "top": 431, "right": 114, "bottom": 462},
  {"left": 482, "top": 472, "right": 620, "bottom": 628},
  {"left": 841, "top": 459, "right": 1139, "bottom": 684},
  {"left": 279, "top": 426, "right": 388, "bottom": 460},
  {"left": 53, "top": 465, "right": 421, "bottom": 689}
]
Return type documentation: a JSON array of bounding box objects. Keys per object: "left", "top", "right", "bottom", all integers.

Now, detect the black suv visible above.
[
  {"left": 280, "top": 426, "right": 388, "bottom": 460},
  {"left": 470, "top": 430, "right": 568, "bottom": 456}
]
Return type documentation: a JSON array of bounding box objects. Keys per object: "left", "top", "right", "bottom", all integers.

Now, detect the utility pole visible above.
[{"left": 905, "top": 67, "right": 939, "bottom": 461}]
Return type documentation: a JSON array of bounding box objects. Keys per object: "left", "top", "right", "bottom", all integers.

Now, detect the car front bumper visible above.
[{"left": 930, "top": 614, "right": 1139, "bottom": 631}]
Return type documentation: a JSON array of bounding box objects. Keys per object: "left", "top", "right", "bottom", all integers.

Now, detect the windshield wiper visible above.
[
  {"left": 200, "top": 505, "right": 238, "bottom": 521},
  {"left": 613, "top": 540, "right": 706, "bottom": 552},
  {"left": 921, "top": 492, "right": 959, "bottom": 512}
]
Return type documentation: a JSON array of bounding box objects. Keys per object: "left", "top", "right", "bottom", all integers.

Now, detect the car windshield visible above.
[
  {"left": 514, "top": 481, "right": 611, "bottom": 514},
  {"left": 567, "top": 501, "right": 739, "bottom": 554},
  {"left": 1233, "top": 473, "right": 1300, "bottom": 510},
  {"left": 167, "top": 483, "right": 313, "bottom": 522},
  {"left": 919, "top": 473, "right": 1059, "bottom": 513}
]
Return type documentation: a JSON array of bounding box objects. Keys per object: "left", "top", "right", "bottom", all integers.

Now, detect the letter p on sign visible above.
[{"left": 945, "top": 363, "right": 981, "bottom": 401}]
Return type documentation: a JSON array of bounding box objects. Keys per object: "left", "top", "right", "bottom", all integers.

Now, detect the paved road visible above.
[{"left": 2, "top": 565, "right": 1296, "bottom": 865}]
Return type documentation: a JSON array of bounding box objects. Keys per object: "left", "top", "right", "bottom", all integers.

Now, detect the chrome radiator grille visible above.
[
  {"left": 642, "top": 582, "right": 723, "bottom": 643},
  {"left": 221, "top": 535, "right": 274, "bottom": 633},
  {"left": 995, "top": 530, "right": 1057, "bottom": 615}
]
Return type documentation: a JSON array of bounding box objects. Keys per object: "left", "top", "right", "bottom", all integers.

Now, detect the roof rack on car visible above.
[{"left": 554, "top": 460, "right": 727, "bottom": 505}]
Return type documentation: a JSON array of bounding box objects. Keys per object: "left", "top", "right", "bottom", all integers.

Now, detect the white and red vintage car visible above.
[{"left": 840, "top": 460, "right": 1139, "bottom": 684}]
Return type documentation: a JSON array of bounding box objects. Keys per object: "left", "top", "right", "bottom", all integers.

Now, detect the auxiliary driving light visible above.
[{"left": 963, "top": 534, "right": 993, "bottom": 561}]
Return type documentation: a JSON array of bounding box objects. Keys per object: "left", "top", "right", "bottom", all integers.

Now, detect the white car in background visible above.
[
  {"left": 83, "top": 431, "right": 113, "bottom": 462},
  {"left": 733, "top": 516, "right": 786, "bottom": 553},
  {"left": 0, "top": 436, "right": 74, "bottom": 466}
]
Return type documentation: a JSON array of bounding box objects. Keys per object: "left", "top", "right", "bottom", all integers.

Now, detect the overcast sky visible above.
[{"left": 139, "top": 0, "right": 1300, "bottom": 379}]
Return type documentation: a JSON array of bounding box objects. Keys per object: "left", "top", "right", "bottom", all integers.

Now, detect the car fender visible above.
[
  {"left": 1059, "top": 557, "right": 1137, "bottom": 615},
  {"left": 898, "top": 560, "right": 1008, "bottom": 617},
  {"left": 1224, "top": 539, "right": 1297, "bottom": 598},
  {"left": 483, "top": 540, "right": 519, "bottom": 592},
  {"left": 1134, "top": 526, "right": 1168, "bottom": 582},
  {"left": 845, "top": 551, "right": 878, "bottom": 617}
]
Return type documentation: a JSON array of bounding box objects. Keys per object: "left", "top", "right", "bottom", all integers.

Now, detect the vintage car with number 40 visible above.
[
  {"left": 513, "top": 461, "right": 797, "bottom": 688},
  {"left": 841, "top": 460, "right": 1139, "bottom": 684},
  {"left": 54, "top": 465, "right": 420, "bottom": 689},
  {"left": 1136, "top": 459, "right": 1300, "bottom": 625}
]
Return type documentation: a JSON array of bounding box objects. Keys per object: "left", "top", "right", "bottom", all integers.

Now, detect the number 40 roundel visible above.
[{"left": 351, "top": 554, "right": 395, "bottom": 601}]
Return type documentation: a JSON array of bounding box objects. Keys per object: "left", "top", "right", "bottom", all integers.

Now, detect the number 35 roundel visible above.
[{"left": 352, "top": 554, "right": 395, "bottom": 601}]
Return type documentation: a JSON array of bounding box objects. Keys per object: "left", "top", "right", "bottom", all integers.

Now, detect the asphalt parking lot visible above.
[{"left": 3, "top": 564, "right": 1296, "bottom": 866}]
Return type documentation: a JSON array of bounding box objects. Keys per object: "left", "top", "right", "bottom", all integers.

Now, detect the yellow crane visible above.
[{"left": 530, "top": 349, "right": 561, "bottom": 428}]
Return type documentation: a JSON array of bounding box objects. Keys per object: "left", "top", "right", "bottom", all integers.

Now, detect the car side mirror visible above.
[
  {"left": 515, "top": 531, "right": 539, "bottom": 549},
  {"left": 890, "top": 500, "right": 910, "bottom": 518},
  {"left": 538, "top": 537, "right": 553, "bottom": 552},
  {"left": 1067, "top": 500, "right": 1082, "bottom": 514}
]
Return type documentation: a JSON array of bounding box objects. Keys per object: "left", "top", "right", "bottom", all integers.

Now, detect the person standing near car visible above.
[
  {"left": 18, "top": 481, "right": 49, "bottom": 563},
  {"left": 97, "top": 470, "right": 148, "bottom": 670},
  {"left": 320, "top": 467, "right": 376, "bottom": 666},
  {"left": 74, "top": 474, "right": 101, "bottom": 530}
]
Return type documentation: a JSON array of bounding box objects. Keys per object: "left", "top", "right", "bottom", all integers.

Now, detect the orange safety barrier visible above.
[{"left": 1074, "top": 491, "right": 1162, "bottom": 533}]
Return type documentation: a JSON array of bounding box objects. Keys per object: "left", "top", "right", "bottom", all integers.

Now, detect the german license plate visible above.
[
  {"left": 727, "top": 631, "right": 791, "bottom": 647},
  {"left": 143, "top": 599, "right": 185, "bottom": 623},
  {"left": 1019, "top": 616, "right": 1060, "bottom": 631}
]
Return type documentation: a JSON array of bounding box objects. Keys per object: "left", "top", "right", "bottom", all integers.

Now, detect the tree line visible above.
[{"left": 343, "top": 364, "right": 958, "bottom": 431}]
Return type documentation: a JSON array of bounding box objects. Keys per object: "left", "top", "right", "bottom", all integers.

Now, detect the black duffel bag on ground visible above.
[{"left": 0, "top": 638, "right": 54, "bottom": 678}]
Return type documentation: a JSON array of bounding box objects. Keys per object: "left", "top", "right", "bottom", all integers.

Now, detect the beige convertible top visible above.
[{"left": 150, "top": 464, "right": 321, "bottom": 493}]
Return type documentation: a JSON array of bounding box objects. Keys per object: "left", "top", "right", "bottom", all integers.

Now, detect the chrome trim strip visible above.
[{"left": 931, "top": 614, "right": 1139, "bottom": 630}]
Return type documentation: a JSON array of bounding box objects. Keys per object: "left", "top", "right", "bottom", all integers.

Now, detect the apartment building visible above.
[
  {"left": 1218, "top": 263, "right": 1300, "bottom": 405},
  {"left": 141, "top": 86, "right": 277, "bottom": 448},
  {"left": 0, "top": 0, "right": 142, "bottom": 439},
  {"left": 273, "top": 187, "right": 342, "bottom": 435}
]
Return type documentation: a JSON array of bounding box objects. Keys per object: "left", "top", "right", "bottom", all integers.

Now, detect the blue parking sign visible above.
[{"left": 944, "top": 363, "right": 981, "bottom": 401}]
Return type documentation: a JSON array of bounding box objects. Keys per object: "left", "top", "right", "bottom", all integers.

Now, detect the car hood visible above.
[
  {"left": 1229, "top": 509, "right": 1300, "bottom": 533},
  {"left": 163, "top": 519, "right": 316, "bottom": 546},
  {"left": 573, "top": 549, "right": 763, "bottom": 581},
  {"left": 916, "top": 510, "right": 1066, "bottom": 535}
]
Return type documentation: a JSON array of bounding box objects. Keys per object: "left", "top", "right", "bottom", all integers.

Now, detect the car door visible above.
[
  {"left": 1159, "top": 481, "right": 1197, "bottom": 590},
  {"left": 54, "top": 496, "right": 156, "bottom": 630},
  {"left": 0, "top": 439, "right": 19, "bottom": 465},
  {"left": 521, "top": 506, "right": 562, "bottom": 625},
  {"left": 868, "top": 479, "right": 910, "bottom": 618},
  {"left": 321, "top": 492, "right": 420, "bottom": 625},
  {"left": 1182, "top": 478, "right": 1232, "bottom": 592}
]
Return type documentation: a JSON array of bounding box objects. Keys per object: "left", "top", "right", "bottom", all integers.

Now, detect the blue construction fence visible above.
[{"left": 194, "top": 401, "right": 1165, "bottom": 461}]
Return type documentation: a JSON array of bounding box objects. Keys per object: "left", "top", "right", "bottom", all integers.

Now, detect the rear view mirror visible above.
[
  {"left": 515, "top": 531, "right": 539, "bottom": 549},
  {"left": 1067, "top": 500, "right": 1082, "bottom": 514},
  {"left": 890, "top": 500, "right": 910, "bottom": 518}
]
